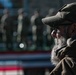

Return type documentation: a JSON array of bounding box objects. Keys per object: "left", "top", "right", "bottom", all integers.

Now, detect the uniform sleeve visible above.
[{"left": 57, "top": 40, "right": 76, "bottom": 60}]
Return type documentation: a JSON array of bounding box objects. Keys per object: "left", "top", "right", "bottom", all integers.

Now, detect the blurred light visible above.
[
  {"left": 0, "top": 0, "right": 13, "bottom": 8},
  {"left": 19, "top": 43, "right": 24, "bottom": 48}
]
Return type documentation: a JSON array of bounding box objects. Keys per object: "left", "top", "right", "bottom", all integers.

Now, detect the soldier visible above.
[
  {"left": 34, "top": 9, "right": 44, "bottom": 50},
  {"left": 17, "top": 8, "right": 30, "bottom": 49},
  {"left": 1, "top": 9, "right": 14, "bottom": 50},
  {"left": 42, "top": 2, "right": 76, "bottom": 75}
]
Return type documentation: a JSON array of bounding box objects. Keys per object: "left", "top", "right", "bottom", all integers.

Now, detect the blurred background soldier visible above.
[
  {"left": 34, "top": 9, "right": 44, "bottom": 50},
  {"left": 0, "top": 8, "right": 14, "bottom": 51},
  {"left": 17, "top": 8, "right": 30, "bottom": 49},
  {"left": 30, "top": 10, "right": 40, "bottom": 50},
  {"left": 44, "top": 8, "right": 56, "bottom": 50}
]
